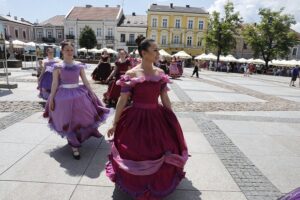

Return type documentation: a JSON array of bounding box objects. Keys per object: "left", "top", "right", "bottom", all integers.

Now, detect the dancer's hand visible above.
[
  {"left": 107, "top": 125, "right": 116, "bottom": 137},
  {"left": 49, "top": 97, "right": 55, "bottom": 111}
]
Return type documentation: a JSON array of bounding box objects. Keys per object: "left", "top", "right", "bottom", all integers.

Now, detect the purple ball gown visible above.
[
  {"left": 43, "top": 62, "right": 110, "bottom": 147},
  {"left": 106, "top": 71, "right": 188, "bottom": 199},
  {"left": 38, "top": 58, "right": 59, "bottom": 100}
]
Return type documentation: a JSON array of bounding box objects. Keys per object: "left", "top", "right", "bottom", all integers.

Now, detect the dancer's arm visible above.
[
  {"left": 49, "top": 69, "right": 60, "bottom": 111},
  {"left": 80, "top": 68, "right": 93, "bottom": 92},
  {"left": 106, "top": 65, "right": 118, "bottom": 82}
]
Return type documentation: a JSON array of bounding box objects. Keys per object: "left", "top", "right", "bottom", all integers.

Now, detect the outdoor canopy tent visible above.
[
  {"left": 159, "top": 49, "right": 171, "bottom": 57},
  {"left": 172, "top": 51, "right": 192, "bottom": 59}
]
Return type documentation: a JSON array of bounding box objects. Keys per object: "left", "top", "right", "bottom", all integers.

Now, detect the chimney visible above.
[
  {"left": 117, "top": 5, "right": 120, "bottom": 8},
  {"left": 170, "top": 3, "right": 173, "bottom": 8},
  {"left": 14, "top": 16, "right": 17, "bottom": 20},
  {"left": 186, "top": 5, "right": 190, "bottom": 8},
  {"left": 132, "top": 12, "right": 136, "bottom": 16},
  {"left": 21, "top": 18, "right": 24, "bottom": 21},
  {"left": 7, "top": 12, "right": 11, "bottom": 17},
  {"left": 105, "top": 5, "right": 109, "bottom": 7},
  {"left": 152, "top": 3, "right": 157, "bottom": 5},
  {"left": 85, "top": 5, "right": 92, "bottom": 8}
]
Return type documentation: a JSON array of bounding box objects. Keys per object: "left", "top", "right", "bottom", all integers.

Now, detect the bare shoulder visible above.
[{"left": 154, "top": 67, "right": 164, "bottom": 74}]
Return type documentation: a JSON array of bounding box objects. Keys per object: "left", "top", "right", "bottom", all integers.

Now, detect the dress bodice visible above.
[
  {"left": 54, "top": 62, "right": 85, "bottom": 85},
  {"left": 101, "top": 56, "right": 109, "bottom": 62},
  {"left": 117, "top": 73, "right": 170, "bottom": 106},
  {"left": 44, "top": 58, "right": 59, "bottom": 72},
  {"left": 115, "top": 59, "right": 131, "bottom": 78}
]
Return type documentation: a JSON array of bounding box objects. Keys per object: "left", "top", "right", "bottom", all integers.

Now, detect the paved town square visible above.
[{"left": 0, "top": 65, "right": 299, "bottom": 200}]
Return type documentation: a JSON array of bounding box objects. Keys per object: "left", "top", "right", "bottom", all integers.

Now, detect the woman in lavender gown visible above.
[{"left": 44, "top": 42, "right": 110, "bottom": 160}]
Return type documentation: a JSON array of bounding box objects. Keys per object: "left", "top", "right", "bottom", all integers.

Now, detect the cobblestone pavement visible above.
[{"left": 1, "top": 69, "right": 297, "bottom": 200}]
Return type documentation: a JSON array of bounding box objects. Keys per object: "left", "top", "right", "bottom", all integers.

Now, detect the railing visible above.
[
  {"left": 126, "top": 41, "right": 136, "bottom": 46},
  {"left": 65, "top": 34, "right": 75, "bottom": 39},
  {"left": 105, "top": 36, "right": 114, "bottom": 40},
  {"left": 42, "top": 37, "right": 56, "bottom": 43}
]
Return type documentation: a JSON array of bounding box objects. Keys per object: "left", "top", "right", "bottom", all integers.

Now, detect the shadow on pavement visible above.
[
  {"left": 111, "top": 178, "right": 202, "bottom": 200},
  {"left": 0, "top": 89, "right": 12, "bottom": 97}
]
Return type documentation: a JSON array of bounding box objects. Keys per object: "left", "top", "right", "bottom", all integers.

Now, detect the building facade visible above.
[
  {"left": 147, "top": 3, "right": 209, "bottom": 57},
  {"left": 64, "top": 5, "right": 123, "bottom": 51},
  {"left": 33, "top": 15, "right": 65, "bottom": 45},
  {"left": 0, "top": 15, "right": 33, "bottom": 42},
  {"left": 116, "top": 13, "right": 147, "bottom": 53}
]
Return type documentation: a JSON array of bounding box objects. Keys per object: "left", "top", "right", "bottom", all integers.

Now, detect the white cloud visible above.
[{"left": 208, "top": 0, "right": 300, "bottom": 32}]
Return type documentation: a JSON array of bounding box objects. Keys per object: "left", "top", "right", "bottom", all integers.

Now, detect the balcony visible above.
[
  {"left": 126, "top": 41, "right": 136, "bottom": 46},
  {"left": 42, "top": 37, "right": 56, "bottom": 43},
  {"left": 65, "top": 34, "right": 75, "bottom": 40},
  {"left": 105, "top": 36, "right": 114, "bottom": 40}
]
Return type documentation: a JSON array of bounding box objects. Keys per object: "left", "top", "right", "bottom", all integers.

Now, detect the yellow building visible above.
[{"left": 147, "top": 3, "right": 209, "bottom": 57}]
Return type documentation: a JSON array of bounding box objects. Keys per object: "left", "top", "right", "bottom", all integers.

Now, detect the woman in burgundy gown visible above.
[
  {"left": 106, "top": 35, "right": 188, "bottom": 200},
  {"left": 103, "top": 49, "right": 131, "bottom": 107},
  {"left": 91, "top": 50, "right": 112, "bottom": 83}
]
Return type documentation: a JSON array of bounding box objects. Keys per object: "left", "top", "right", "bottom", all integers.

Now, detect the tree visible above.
[
  {"left": 243, "top": 8, "right": 299, "bottom": 70},
  {"left": 205, "top": 2, "right": 242, "bottom": 65},
  {"left": 79, "top": 26, "right": 97, "bottom": 52}
]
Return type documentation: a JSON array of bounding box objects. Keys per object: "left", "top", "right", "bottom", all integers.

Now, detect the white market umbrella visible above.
[
  {"left": 194, "top": 53, "right": 207, "bottom": 60},
  {"left": 202, "top": 53, "right": 217, "bottom": 61},
  {"left": 286, "top": 60, "right": 299, "bottom": 67},
  {"left": 172, "top": 51, "right": 192, "bottom": 59},
  {"left": 159, "top": 49, "right": 171, "bottom": 57},
  {"left": 99, "top": 48, "right": 118, "bottom": 54},
  {"left": 237, "top": 58, "right": 248, "bottom": 63},
  {"left": 25, "top": 42, "right": 36, "bottom": 47},
  {"left": 12, "top": 39, "right": 25, "bottom": 48},
  {"left": 224, "top": 54, "right": 237, "bottom": 62},
  {"left": 89, "top": 48, "right": 99, "bottom": 53},
  {"left": 77, "top": 48, "right": 87, "bottom": 53},
  {"left": 252, "top": 59, "right": 265, "bottom": 65}
]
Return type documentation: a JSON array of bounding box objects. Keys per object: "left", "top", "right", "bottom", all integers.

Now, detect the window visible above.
[
  {"left": 23, "top": 30, "right": 26, "bottom": 39},
  {"left": 152, "top": 18, "right": 157, "bottom": 27},
  {"left": 187, "top": 36, "right": 192, "bottom": 46},
  {"left": 162, "top": 19, "right": 168, "bottom": 28},
  {"left": 152, "top": 35, "right": 156, "bottom": 42},
  {"left": 97, "top": 28, "right": 101, "bottom": 37},
  {"left": 292, "top": 48, "right": 298, "bottom": 56},
  {"left": 57, "top": 31, "right": 62, "bottom": 39},
  {"left": 108, "top": 28, "right": 113, "bottom": 36},
  {"left": 174, "top": 35, "right": 180, "bottom": 44},
  {"left": 129, "top": 34, "right": 135, "bottom": 42},
  {"left": 188, "top": 20, "right": 193, "bottom": 29},
  {"left": 199, "top": 21, "right": 204, "bottom": 30},
  {"left": 15, "top": 29, "right": 19, "bottom": 38},
  {"left": 37, "top": 31, "right": 43, "bottom": 39},
  {"left": 197, "top": 37, "right": 202, "bottom": 47},
  {"left": 47, "top": 30, "right": 52, "bottom": 38},
  {"left": 120, "top": 34, "right": 125, "bottom": 42},
  {"left": 243, "top": 42, "right": 248, "bottom": 50},
  {"left": 175, "top": 19, "right": 181, "bottom": 28},
  {"left": 69, "top": 27, "right": 74, "bottom": 35},
  {"left": 161, "top": 35, "right": 167, "bottom": 45}
]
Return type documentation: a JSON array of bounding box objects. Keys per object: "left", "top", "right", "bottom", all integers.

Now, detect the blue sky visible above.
[{"left": 0, "top": 0, "right": 299, "bottom": 31}]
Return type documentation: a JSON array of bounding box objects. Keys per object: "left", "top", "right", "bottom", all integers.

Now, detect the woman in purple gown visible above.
[
  {"left": 37, "top": 47, "right": 60, "bottom": 100},
  {"left": 44, "top": 42, "right": 110, "bottom": 160},
  {"left": 106, "top": 35, "right": 188, "bottom": 199}
]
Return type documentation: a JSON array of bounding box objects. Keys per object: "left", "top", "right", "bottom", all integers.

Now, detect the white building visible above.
[
  {"left": 64, "top": 5, "right": 123, "bottom": 51},
  {"left": 116, "top": 13, "right": 147, "bottom": 53}
]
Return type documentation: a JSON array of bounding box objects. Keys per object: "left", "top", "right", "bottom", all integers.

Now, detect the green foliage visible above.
[
  {"left": 79, "top": 26, "right": 97, "bottom": 50},
  {"left": 242, "top": 8, "right": 299, "bottom": 68},
  {"left": 205, "top": 2, "right": 242, "bottom": 62}
]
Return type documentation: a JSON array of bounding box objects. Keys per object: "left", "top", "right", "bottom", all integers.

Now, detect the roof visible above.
[
  {"left": 148, "top": 4, "right": 208, "bottom": 14},
  {"left": 39, "top": 15, "right": 64, "bottom": 26},
  {"left": 120, "top": 15, "right": 147, "bottom": 27},
  {"left": 66, "top": 6, "right": 122, "bottom": 21},
  {"left": 0, "top": 15, "right": 32, "bottom": 26}
]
